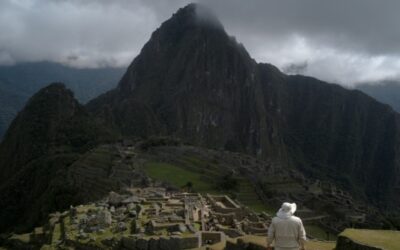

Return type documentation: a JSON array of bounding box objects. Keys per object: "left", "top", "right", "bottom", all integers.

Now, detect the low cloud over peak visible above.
[{"left": 1, "top": 0, "right": 400, "bottom": 85}]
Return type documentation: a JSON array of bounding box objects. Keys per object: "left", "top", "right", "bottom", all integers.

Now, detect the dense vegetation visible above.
[{"left": 0, "top": 83, "right": 115, "bottom": 232}]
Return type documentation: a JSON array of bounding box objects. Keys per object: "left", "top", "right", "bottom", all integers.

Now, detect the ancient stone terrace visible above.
[
  {"left": 14, "top": 187, "right": 271, "bottom": 249},
  {"left": 261, "top": 176, "right": 369, "bottom": 235}
]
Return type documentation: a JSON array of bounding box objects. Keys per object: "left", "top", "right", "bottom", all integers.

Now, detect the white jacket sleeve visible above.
[
  {"left": 267, "top": 220, "right": 275, "bottom": 245},
  {"left": 298, "top": 219, "right": 307, "bottom": 245}
]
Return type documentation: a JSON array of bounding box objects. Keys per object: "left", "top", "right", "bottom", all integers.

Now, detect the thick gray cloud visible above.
[{"left": 1, "top": 0, "right": 400, "bottom": 85}]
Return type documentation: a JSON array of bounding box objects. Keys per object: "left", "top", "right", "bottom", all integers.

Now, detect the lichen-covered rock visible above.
[
  {"left": 108, "top": 192, "right": 123, "bottom": 206},
  {"left": 178, "top": 224, "right": 187, "bottom": 233},
  {"left": 127, "top": 203, "right": 136, "bottom": 211},
  {"left": 117, "top": 222, "right": 127, "bottom": 232},
  {"left": 97, "top": 210, "right": 112, "bottom": 227}
]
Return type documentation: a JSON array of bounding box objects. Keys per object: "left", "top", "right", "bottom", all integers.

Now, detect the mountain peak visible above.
[
  {"left": 172, "top": 3, "right": 224, "bottom": 30},
  {"left": 147, "top": 3, "right": 224, "bottom": 43},
  {"left": 0, "top": 83, "right": 110, "bottom": 182},
  {"left": 107, "top": 2, "right": 244, "bottom": 97},
  {"left": 22, "top": 82, "right": 78, "bottom": 118},
  {"left": 34, "top": 82, "right": 70, "bottom": 96}
]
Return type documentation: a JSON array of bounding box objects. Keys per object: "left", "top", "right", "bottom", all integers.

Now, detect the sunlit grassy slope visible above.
[
  {"left": 306, "top": 224, "right": 338, "bottom": 241},
  {"left": 143, "top": 161, "right": 274, "bottom": 213},
  {"left": 225, "top": 235, "right": 335, "bottom": 250},
  {"left": 340, "top": 229, "right": 400, "bottom": 250}
]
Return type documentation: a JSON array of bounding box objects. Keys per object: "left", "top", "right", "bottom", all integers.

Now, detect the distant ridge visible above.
[
  {"left": 0, "top": 61, "right": 125, "bottom": 138},
  {"left": 357, "top": 81, "right": 400, "bottom": 112}
]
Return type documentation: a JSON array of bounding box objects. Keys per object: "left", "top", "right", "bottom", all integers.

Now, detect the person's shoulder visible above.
[
  {"left": 271, "top": 216, "right": 281, "bottom": 223},
  {"left": 290, "top": 216, "right": 303, "bottom": 223}
]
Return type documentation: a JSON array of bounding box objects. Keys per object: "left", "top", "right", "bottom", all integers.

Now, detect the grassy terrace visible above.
[
  {"left": 73, "top": 146, "right": 116, "bottom": 173},
  {"left": 224, "top": 235, "right": 335, "bottom": 250},
  {"left": 9, "top": 233, "right": 30, "bottom": 243},
  {"left": 143, "top": 161, "right": 274, "bottom": 214},
  {"left": 144, "top": 162, "right": 215, "bottom": 193},
  {"left": 235, "top": 181, "right": 275, "bottom": 214},
  {"left": 50, "top": 223, "right": 61, "bottom": 245},
  {"left": 305, "top": 225, "right": 337, "bottom": 241},
  {"left": 306, "top": 240, "right": 336, "bottom": 250},
  {"left": 340, "top": 229, "right": 400, "bottom": 250}
]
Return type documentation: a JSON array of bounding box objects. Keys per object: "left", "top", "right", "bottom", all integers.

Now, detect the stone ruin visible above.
[
  {"left": 259, "top": 176, "right": 369, "bottom": 235},
  {"left": 16, "top": 187, "right": 271, "bottom": 249}
]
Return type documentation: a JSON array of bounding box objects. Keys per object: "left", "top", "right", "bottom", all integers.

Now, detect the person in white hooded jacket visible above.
[{"left": 267, "top": 202, "right": 307, "bottom": 250}]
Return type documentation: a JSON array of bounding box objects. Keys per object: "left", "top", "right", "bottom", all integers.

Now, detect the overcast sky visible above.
[{"left": 1, "top": 0, "right": 400, "bottom": 86}]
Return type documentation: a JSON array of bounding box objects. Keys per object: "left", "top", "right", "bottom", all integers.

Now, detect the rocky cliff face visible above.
[
  {"left": 88, "top": 4, "right": 285, "bottom": 159},
  {"left": 88, "top": 4, "right": 400, "bottom": 210},
  {"left": 280, "top": 75, "right": 400, "bottom": 208}
]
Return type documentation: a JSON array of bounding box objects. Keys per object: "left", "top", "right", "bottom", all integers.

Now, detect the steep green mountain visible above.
[
  {"left": 0, "top": 61, "right": 125, "bottom": 138},
  {"left": 357, "top": 81, "right": 400, "bottom": 112},
  {"left": 0, "top": 83, "right": 114, "bottom": 232},
  {"left": 88, "top": 4, "right": 400, "bottom": 210}
]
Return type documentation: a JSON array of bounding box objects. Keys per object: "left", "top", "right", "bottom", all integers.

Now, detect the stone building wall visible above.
[
  {"left": 121, "top": 235, "right": 200, "bottom": 250},
  {"left": 225, "top": 238, "right": 268, "bottom": 250}
]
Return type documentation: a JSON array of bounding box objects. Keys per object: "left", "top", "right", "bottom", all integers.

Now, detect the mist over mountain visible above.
[
  {"left": 356, "top": 81, "right": 400, "bottom": 113},
  {"left": 0, "top": 61, "right": 125, "bottom": 139}
]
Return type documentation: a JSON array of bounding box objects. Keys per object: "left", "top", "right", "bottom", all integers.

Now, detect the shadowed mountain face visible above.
[
  {"left": 269, "top": 74, "right": 400, "bottom": 208},
  {"left": 0, "top": 83, "right": 114, "bottom": 232},
  {"left": 0, "top": 83, "right": 111, "bottom": 180},
  {"left": 88, "top": 4, "right": 283, "bottom": 157},
  {"left": 88, "top": 4, "right": 400, "bottom": 210}
]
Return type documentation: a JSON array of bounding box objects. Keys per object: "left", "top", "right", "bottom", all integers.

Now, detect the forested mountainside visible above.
[{"left": 0, "top": 83, "right": 114, "bottom": 232}]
